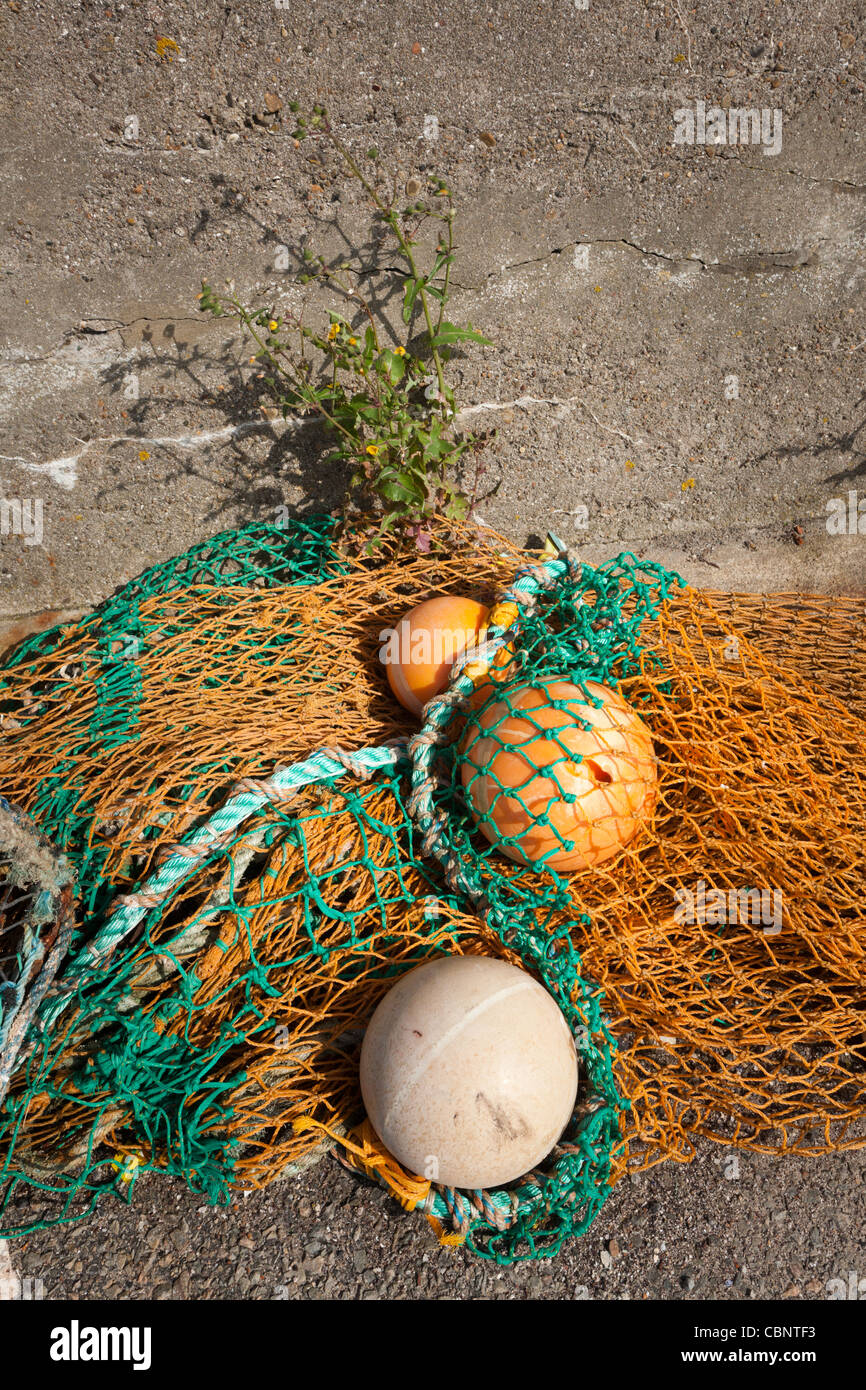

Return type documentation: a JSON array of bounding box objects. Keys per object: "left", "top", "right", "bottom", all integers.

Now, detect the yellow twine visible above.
[
  {"left": 293, "top": 1116, "right": 468, "bottom": 1247},
  {"left": 488, "top": 600, "right": 520, "bottom": 630},
  {"left": 293, "top": 1115, "right": 432, "bottom": 1212}
]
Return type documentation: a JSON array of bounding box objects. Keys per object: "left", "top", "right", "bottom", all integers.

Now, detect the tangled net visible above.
[
  {"left": 0, "top": 514, "right": 863, "bottom": 1260},
  {"left": 0, "top": 798, "right": 75, "bottom": 1102}
]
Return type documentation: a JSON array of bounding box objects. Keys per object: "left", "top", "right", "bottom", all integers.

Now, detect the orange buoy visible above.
[
  {"left": 382, "top": 595, "right": 489, "bottom": 716},
  {"left": 460, "top": 677, "right": 658, "bottom": 871}
]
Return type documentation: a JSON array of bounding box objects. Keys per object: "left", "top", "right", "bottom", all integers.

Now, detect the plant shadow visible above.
[
  {"left": 92, "top": 190, "right": 478, "bottom": 527},
  {"left": 749, "top": 390, "right": 866, "bottom": 486}
]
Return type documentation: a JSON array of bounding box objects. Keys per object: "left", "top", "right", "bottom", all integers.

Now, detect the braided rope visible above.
[
  {"left": 405, "top": 541, "right": 579, "bottom": 926},
  {"left": 0, "top": 799, "right": 76, "bottom": 1102},
  {"left": 37, "top": 741, "right": 407, "bottom": 1031},
  {"left": 399, "top": 536, "right": 628, "bottom": 1248}
]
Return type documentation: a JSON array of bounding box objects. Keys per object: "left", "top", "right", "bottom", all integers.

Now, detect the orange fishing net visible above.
[{"left": 0, "top": 516, "right": 863, "bottom": 1244}]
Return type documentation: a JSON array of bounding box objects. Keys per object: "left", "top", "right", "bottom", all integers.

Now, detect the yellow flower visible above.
[
  {"left": 394, "top": 346, "right": 406, "bottom": 356},
  {"left": 268, "top": 319, "right": 278, "bottom": 332},
  {"left": 366, "top": 444, "right": 379, "bottom": 457},
  {"left": 138, "top": 450, "right": 150, "bottom": 462},
  {"left": 327, "top": 323, "right": 339, "bottom": 341},
  {"left": 348, "top": 336, "right": 358, "bottom": 346}
]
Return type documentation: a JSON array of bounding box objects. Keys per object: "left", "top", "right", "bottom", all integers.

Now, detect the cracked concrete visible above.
[
  {"left": 0, "top": 0, "right": 864, "bottom": 1305},
  {"left": 454, "top": 236, "right": 824, "bottom": 288},
  {"left": 0, "top": 0, "right": 862, "bottom": 623}
]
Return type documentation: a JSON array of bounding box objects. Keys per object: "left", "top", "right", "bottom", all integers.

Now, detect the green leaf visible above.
[
  {"left": 379, "top": 478, "right": 420, "bottom": 504},
  {"left": 423, "top": 435, "right": 445, "bottom": 461},
  {"left": 376, "top": 349, "right": 405, "bottom": 385},
  {"left": 429, "top": 320, "right": 493, "bottom": 347},
  {"left": 429, "top": 250, "right": 452, "bottom": 283},
  {"left": 335, "top": 401, "right": 377, "bottom": 425},
  {"left": 402, "top": 276, "right": 423, "bottom": 324}
]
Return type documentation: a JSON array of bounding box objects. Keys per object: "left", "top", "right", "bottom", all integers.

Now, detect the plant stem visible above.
[
  {"left": 230, "top": 297, "right": 358, "bottom": 447},
  {"left": 437, "top": 213, "right": 454, "bottom": 334},
  {"left": 320, "top": 118, "right": 448, "bottom": 411}
]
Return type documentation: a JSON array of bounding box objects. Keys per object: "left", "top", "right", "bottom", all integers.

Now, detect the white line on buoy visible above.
[
  {"left": 382, "top": 979, "right": 538, "bottom": 1133},
  {"left": 0, "top": 1239, "right": 18, "bottom": 1300}
]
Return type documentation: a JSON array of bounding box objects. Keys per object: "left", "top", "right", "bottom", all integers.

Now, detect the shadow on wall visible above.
[
  {"left": 750, "top": 390, "right": 866, "bottom": 485},
  {"left": 96, "top": 338, "right": 347, "bottom": 525}
]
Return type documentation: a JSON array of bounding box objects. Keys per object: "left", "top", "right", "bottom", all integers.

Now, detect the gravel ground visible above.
[
  {"left": 7, "top": 1142, "right": 866, "bottom": 1302},
  {"left": 0, "top": 0, "right": 864, "bottom": 1304}
]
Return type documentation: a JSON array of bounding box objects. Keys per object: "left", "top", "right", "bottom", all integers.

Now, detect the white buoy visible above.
[{"left": 360, "top": 955, "right": 579, "bottom": 1189}]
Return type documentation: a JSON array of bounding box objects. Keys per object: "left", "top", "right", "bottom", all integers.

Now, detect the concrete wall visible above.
[{"left": 1, "top": 0, "right": 864, "bottom": 643}]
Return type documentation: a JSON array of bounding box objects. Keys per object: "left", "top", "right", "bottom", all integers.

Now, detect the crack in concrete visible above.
[
  {"left": 1, "top": 316, "right": 210, "bottom": 375},
  {"left": 320, "top": 226, "right": 827, "bottom": 296},
  {"left": 2, "top": 418, "right": 286, "bottom": 485},
  {"left": 454, "top": 237, "right": 822, "bottom": 289},
  {"left": 458, "top": 394, "right": 646, "bottom": 444},
  {"left": 738, "top": 162, "right": 866, "bottom": 193},
  {"left": 0, "top": 453, "right": 80, "bottom": 490},
  {"left": 3, "top": 391, "right": 648, "bottom": 483},
  {"left": 75, "top": 316, "right": 207, "bottom": 335}
]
